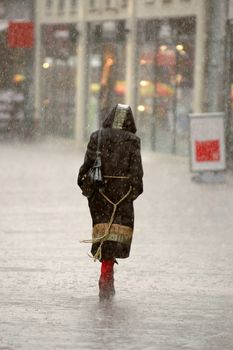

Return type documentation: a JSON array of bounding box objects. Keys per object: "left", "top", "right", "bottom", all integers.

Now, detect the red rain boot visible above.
[{"left": 99, "top": 259, "right": 115, "bottom": 300}]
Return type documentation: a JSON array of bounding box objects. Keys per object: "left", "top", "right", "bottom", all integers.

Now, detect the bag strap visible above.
[{"left": 96, "top": 129, "right": 102, "bottom": 156}]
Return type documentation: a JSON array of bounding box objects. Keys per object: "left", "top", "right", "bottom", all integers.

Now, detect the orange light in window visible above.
[
  {"left": 12, "top": 74, "right": 25, "bottom": 83},
  {"left": 176, "top": 74, "right": 183, "bottom": 84},
  {"left": 140, "top": 59, "right": 147, "bottom": 65},
  {"left": 106, "top": 58, "right": 114, "bottom": 66},
  {"left": 114, "top": 80, "right": 126, "bottom": 95}
]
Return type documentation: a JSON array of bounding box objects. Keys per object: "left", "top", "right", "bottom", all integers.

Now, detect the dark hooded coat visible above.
[{"left": 78, "top": 105, "right": 143, "bottom": 260}]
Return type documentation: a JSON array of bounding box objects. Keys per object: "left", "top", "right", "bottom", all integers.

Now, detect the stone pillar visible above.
[
  {"left": 193, "top": 1, "right": 207, "bottom": 113},
  {"left": 204, "top": 0, "right": 229, "bottom": 112},
  {"left": 125, "top": 0, "right": 137, "bottom": 113},
  {"left": 75, "top": 4, "right": 87, "bottom": 146},
  {"left": 34, "top": 0, "right": 42, "bottom": 132}
]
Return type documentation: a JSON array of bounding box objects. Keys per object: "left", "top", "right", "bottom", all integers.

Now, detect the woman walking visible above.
[{"left": 78, "top": 104, "right": 143, "bottom": 300}]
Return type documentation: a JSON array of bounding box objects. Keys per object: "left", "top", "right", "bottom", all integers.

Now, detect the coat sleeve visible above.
[
  {"left": 77, "top": 132, "right": 97, "bottom": 189},
  {"left": 129, "top": 137, "right": 143, "bottom": 200}
]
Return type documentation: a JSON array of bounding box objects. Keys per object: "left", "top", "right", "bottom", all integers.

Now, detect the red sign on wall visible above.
[
  {"left": 195, "top": 140, "right": 220, "bottom": 162},
  {"left": 8, "top": 22, "right": 34, "bottom": 48}
]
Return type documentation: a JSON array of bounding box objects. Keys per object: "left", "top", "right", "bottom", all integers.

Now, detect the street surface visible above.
[{"left": 0, "top": 139, "right": 233, "bottom": 350}]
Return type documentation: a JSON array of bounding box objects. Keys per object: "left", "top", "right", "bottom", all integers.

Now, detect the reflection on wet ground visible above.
[{"left": 0, "top": 142, "right": 233, "bottom": 349}]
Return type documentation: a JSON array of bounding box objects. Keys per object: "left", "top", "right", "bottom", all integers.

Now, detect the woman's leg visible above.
[{"left": 99, "top": 259, "right": 115, "bottom": 299}]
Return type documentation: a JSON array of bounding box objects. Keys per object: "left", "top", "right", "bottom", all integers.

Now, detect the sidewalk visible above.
[{"left": 0, "top": 140, "right": 233, "bottom": 350}]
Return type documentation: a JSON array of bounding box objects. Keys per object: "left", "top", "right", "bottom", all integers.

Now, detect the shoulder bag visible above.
[{"left": 81, "top": 129, "right": 103, "bottom": 197}]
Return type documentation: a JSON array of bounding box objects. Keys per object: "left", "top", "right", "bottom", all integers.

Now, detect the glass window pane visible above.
[
  {"left": 86, "top": 21, "right": 127, "bottom": 136},
  {"left": 137, "top": 17, "right": 196, "bottom": 155},
  {"left": 46, "top": 0, "right": 53, "bottom": 9},
  {"left": 58, "top": 0, "right": 65, "bottom": 11},
  {"left": 71, "top": 0, "right": 78, "bottom": 10}
]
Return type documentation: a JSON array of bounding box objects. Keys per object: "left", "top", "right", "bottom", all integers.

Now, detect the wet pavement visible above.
[{"left": 0, "top": 139, "right": 233, "bottom": 350}]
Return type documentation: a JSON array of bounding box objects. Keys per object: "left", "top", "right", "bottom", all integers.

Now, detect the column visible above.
[
  {"left": 125, "top": 0, "right": 137, "bottom": 113},
  {"left": 75, "top": 3, "right": 87, "bottom": 146},
  {"left": 34, "top": 0, "right": 42, "bottom": 132},
  {"left": 205, "top": 0, "right": 229, "bottom": 112},
  {"left": 193, "top": 0, "right": 207, "bottom": 113}
]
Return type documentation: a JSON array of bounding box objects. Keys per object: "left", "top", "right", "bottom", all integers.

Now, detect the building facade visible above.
[{"left": 35, "top": 0, "right": 207, "bottom": 155}]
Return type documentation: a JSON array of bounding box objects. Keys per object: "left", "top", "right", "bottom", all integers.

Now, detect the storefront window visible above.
[
  {"left": 0, "top": 25, "right": 34, "bottom": 136},
  {"left": 71, "top": 0, "right": 78, "bottom": 12},
  {"left": 86, "top": 21, "right": 127, "bottom": 136},
  {"left": 46, "top": 0, "right": 53, "bottom": 10},
  {"left": 58, "top": 0, "right": 64, "bottom": 11},
  {"left": 41, "top": 24, "right": 78, "bottom": 137},
  {"left": 137, "top": 17, "right": 195, "bottom": 154}
]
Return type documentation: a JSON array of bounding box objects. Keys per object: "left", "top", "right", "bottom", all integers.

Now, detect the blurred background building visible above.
[
  {"left": 1, "top": 0, "right": 233, "bottom": 162},
  {"left": 36, "top": 0, "right": 206, "bottom": 156}
]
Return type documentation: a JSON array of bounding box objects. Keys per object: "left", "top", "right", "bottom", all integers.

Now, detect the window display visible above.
[
  {"left": 137, "top": 17, "right": 195, "bottom": 154},
  {"left": 0, "top": 25, "right": 33, "bottom": 136},
  {"left": 86, "top": 21, "right": 127, "bottom": 136}
]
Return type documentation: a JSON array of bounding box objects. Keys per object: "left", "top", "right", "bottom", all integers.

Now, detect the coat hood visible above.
[{"left": 102, "top": 104, "right": 137, "bottom": 134}]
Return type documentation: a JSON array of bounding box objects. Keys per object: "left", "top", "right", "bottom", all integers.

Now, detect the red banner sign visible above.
[
  {"left": 195, "top": 140, "right": 220, "bottom": 162},
  {"left": 8, "top": 22, "right": 34, "bottom": 48}
]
